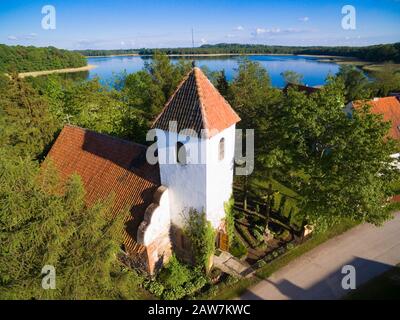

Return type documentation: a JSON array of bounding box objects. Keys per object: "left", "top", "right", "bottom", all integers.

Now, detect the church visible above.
[{"left": 46, "top": 67, "right": 241, "bottom": 274}]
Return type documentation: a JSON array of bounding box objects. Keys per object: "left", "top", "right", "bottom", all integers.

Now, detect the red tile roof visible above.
[
  {"left": 353, "top": 97, "right": 400, "bottom": 140},
  {"left": 152, "top": 67, "right": 240, "bottom": 138},
  {"left": 46, "top": 125, "right": 160, "bottom": 256}
]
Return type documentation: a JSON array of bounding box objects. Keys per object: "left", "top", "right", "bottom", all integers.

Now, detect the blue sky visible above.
[{"left": 0, "top": 0, "right": 399, "bottom": 49}]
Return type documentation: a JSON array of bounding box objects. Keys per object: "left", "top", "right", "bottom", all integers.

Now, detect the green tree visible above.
[
  {"left": 230, "top": 59, "right": 281, "bottom": 130},
  {"left": 144, "top": 52, "right": 191, "bottom": 101},
  {"left": 336, "top": 65, "right": 371, "bottom": 103},
  {"left": 121, "top": 53, "right": 191, "bottom": 143},
  {"left": 61, "top": 79, "right": 124, "bottom": 136},
  {"left": 215, "top": 70, "right": 231, "bottom": 100},
  {"left": 281, "top": 70, "right": 304, "bottom": 85},
  {"left": 264, "top": 77, "right": 398, "bottom": 229},
  {"left": 0, "top": 75, "right": 57, "bottom": 158},
  {"left": 0, "top": 154, "right": 130, "bottom": 299}
]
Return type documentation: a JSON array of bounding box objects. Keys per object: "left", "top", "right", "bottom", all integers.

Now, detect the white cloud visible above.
[
  {"left": 7, "top": 33, "right": 38, "bottom": 41},
  {"left": 271, "top": 28, "right": 281, "bottom": 33},
  {"left": 200, "top": 38, "right": 207, "bottom": 44},
  {"left": 24, "top": 33, "right": 37, "bottom": 40},
  {"left": 255, "top": 28, "right": 267, "bottom": 35},
  {"left": 252, "top": 27, "right": 312, "bottom": 37},
  {"left": 299, "top": 16, "right": 309, "bottom": 22},
  {"left": 253, "top": 27, "right": 281, "bottom": 36},
  {"left": 120, "top": 41, "right": 125, "bottom": 46},
  {"left": 234, "top": 25, "right": 244, "bottom": 31}
]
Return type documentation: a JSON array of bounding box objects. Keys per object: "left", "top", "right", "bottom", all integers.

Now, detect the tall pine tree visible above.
[{"left": 0, "top": 75, "right": 57, "bottom": 158}]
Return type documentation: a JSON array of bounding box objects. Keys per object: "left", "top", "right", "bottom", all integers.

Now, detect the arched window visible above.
[
  {"left": 176, "top": 142, "right": 187, "bottom": 165},
  {"left": 219, "top": 138, "right": 225, "bottom": 161}
]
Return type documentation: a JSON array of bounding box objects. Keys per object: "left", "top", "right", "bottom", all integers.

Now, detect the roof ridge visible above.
[
  {"left": 193, "top": 67, "right": 209, "bottom": 136},
  {"left": 152, "top": 66, "right": 240, "bottom": 138}
]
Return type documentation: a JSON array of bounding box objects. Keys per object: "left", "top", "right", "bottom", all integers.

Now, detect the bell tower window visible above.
[{"left": 176, "top": 142, "right": 187, "bottom": 165}]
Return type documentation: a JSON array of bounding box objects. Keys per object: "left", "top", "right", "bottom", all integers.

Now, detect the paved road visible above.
[{"left": 240, "top": 212, "right": 400, "bottom": 300}]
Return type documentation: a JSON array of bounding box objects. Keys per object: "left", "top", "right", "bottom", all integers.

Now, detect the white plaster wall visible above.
[
  {"left": 205, "top": 125, "right": 236, "bottom": 229},
  {"left": 156, "top": 129, "right": 207, "bottom": 228},
  {"left": 156, "top": 125, "right": 236, "bottom": 230},
  {"left": 142, "top": 189, "right": 171, "bottom": 246}
]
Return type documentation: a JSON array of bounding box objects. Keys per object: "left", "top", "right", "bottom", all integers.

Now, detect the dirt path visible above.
[{"left": 17, "top": 64, "right": 97, "bottom": 78}]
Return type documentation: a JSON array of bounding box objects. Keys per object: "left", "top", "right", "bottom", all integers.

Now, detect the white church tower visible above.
[{"left": 151, "top": 67, "right": 240, "bottom": 254}]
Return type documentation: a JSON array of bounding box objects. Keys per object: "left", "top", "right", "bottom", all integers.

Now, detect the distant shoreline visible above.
[
  {"left": 85, "top": 53, "right": 346, "bottom": 59},
  {"left": 84, "top": 53, "right": 375, "bottom": 69},
  {"left": 11, "top": 54, "right": 399, "bottom": 79},
  {"left": 18, "top": 64, "right": 97, "bottom": 78}
]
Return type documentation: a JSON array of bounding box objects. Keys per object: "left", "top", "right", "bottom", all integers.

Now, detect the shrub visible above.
[
  {"left": 277, "top": 247, "right": 286, "bottom": 255},
  {"left": 229, "top": 235, "right": 248, "bottom": 259},
  {"left": 264, "top": 254, "right": 273, "bottom": 262},
  {"left": 234, "top": 209, "right": 245, "bottom": 220},
  {"left": 158, "top": 255, "right": 191, "bottom": 289},
  {"left": 162, "top": 286, "right": 186, "bottom": 300},
  {"left": 224, "top": 196, "right": 235, "bottom": 245},
  {"left": 286, "top": 243, "right": 295, "bottom": 250},
  {"left": 184, "top": 209, "right": 216, "bottom": 271},
  {"left": 225, "top": 275, "right": 239, "bottom": 285},
  {"left": 252, "top": 228, "right": 264, "bottom": 242},
  {"left": 236, "top": 224, "right": 258, "bottom": 248},
  {"left": 184, "top": 275, "right": 207, "bottom": 295},
  {"left": 257, "top": 260, "right": 267, "bottom": 268},
  {"left": 145, "top": 280, "right": 165, "bottom": 296},
  {"left": 278, "top": 229, "right": 291, "bottom": 241}
]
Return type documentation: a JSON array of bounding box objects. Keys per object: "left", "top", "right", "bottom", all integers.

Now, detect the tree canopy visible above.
[
  {"left": 0, "top": 45, "right": 86, "bottom": 73},
  {"left": 227, "top": 59, "right": 399, "bottom": 229}
]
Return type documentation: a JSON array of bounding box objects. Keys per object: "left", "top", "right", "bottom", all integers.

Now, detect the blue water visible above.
[{"left": 87, "top": 55, "right": 340, "bottom": 88}]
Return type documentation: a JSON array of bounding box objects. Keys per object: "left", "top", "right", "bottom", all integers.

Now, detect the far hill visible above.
[{"left": 77, "top": 42, "right": 400, "bottom": 64}]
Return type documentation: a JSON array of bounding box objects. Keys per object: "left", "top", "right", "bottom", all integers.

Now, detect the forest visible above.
[
  {"left": 0, "top": 44, "right": 87, "bottom": 73},
  {"left": 77, "top": 42, "right": 400, "bottom": 63},
  {"left": 1, "top": 50, "right": 400, "bottom": 299}
]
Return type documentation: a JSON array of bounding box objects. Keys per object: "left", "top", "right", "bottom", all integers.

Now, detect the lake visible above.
[{"left": 87, "top": 55, "right": 340, "bottom": 88}]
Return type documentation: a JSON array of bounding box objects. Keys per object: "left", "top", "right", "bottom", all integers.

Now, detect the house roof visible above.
[
  {"left": 46, "top": 125, "right": 160, "bottom": 256},
  {"left": 352, "top": 97, "right": 400, "bottom": 140},
  {"left": 283, "top": 83, "right": 321, "bottom": 95},
  {"left": 152, "top": 67, "right": 240, "bottom": 138}
]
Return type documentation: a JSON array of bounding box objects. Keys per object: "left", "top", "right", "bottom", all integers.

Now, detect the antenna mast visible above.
[{"left": 191, "top": 27, "right": 195, "bottom": 51}]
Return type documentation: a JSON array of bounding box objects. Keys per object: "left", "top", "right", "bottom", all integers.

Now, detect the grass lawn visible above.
[
  {"left": 198, "top": 218, "right": 358, "bottom": 300},
  {"left": 344, "top": 264, "right": 400, "bottom": 300}
]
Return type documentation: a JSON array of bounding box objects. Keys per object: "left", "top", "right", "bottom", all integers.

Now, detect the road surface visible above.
[{"left": 240, "top": 212, "right": 400, "bottom": 300}]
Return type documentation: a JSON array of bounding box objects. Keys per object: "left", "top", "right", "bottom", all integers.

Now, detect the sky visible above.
[{"left": 0, "top": 0, "right": 399, "bottom": 49}]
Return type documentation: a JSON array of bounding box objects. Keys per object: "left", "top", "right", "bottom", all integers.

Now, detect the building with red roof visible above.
[
  {"left": 346, "top": 96, "right": 400, "bottom": 141},
  {"left": 345, "top": 96, "right": 400, "bottom": 174},
  {"left": 45, "top": 67, "right": 241, "bottom": 274}
]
